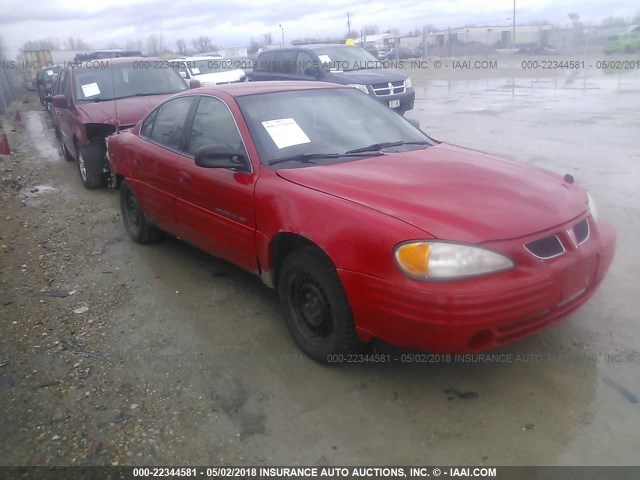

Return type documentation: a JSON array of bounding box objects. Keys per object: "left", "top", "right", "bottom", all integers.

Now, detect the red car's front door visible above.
[
  {"left": 134, "top": 96, "right": 197, "bottom": 232},
  {"left": 173, "top": 95, "right": 258, "bottom": 273}
]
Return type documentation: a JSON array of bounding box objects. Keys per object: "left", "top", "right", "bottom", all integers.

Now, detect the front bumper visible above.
[{"left": 339, "top": 218, "right": 616, "bottom": 353}]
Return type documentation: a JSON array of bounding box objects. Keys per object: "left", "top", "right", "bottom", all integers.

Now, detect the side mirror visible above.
[
  {"left": 407, "top": 118, "right": 420, "bottom": 128},
  {"left": 195, "top": 145, "right": 247, "bottom": 170},
  {"left": 179, "top": 71, "right": 187, "bottom": 78},
  {"left": 52, "top": 94, "right": 68, "bottom": 109},
  {"left": 189, "top": 79, "right": 201, "bottom": 89}
]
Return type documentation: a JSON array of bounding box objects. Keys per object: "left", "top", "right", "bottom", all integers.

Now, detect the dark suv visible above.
[
  {"left": 251, "top": 44, "right": 415, "bottom": 115},
  {"left": 36, "top": 65, "right": 62, "bottom": 106},
  {"left": 47, "top": 57, "right": 196, "bottom": 189}
]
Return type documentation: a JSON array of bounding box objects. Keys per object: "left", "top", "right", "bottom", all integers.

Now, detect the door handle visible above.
[{"left": 177, "top": 171, "right": 191, "bottom": 185}]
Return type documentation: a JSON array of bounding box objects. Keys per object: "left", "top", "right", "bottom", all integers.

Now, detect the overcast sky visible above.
[{"left": 1, "top": 0, "right": 638, "bottom": 56}]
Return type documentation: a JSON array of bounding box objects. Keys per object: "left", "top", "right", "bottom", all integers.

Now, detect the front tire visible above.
[
  {"left": 76, "top": 143, "right": 106, "bottom": 189},
  {"left": 277, "top": 247, "right": 364, "bottom": 363},
  {"left": 120, "top": 180, "right": 161, "bottom": 244}
]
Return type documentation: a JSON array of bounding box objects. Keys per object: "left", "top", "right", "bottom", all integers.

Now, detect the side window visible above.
[
  {"left": 54, "top": 70, "right": 65, "bottom": 95},
  {"left": 296, "top": 52, "right": 317, "bottom": 75},
  {"left": 148, "top": 97, "right": 194, "bottom": 150},
  {"left": 140, "top": 109, "right": 158, "bottom": 138},
  {"left": 255, "top": 51, "right": 275, "bottom": 72},
  {"left": 62, "top": 71, "right": 72, "bottom": 106},
  {"left": 274, "top": 50, "right": 297, "bottom": 74},
  {"left": 187, "top": 96, "right": 245, "bottom": 158}
]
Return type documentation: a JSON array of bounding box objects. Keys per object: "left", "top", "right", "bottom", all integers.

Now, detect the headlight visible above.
[
  {"left": 586, "top": 191, "right": 598, "bottom": 222},
  {"left": 394, "top": 241, "right": 514, "bottom": 280},
  {"left": 347, "top": 83, "right": 369, "bottom": 94},
  {"left": 201, "top": 81, "right": 216, "bottom": 87},
  {"left": 405, "top": 78, "right": 412, "bottom": 89}
]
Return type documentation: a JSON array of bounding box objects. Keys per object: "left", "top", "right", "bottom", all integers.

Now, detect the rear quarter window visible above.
[
  {"left": 256, "top": 51, "right": 275, "bottom": 72},
  {"left": 273, "top": 50, "right": 298, "bottom": 74}
]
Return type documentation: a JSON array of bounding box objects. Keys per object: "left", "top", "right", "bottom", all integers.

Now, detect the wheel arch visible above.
[{"left": 267, "top": 232, "right": 333, "bottom": 289}]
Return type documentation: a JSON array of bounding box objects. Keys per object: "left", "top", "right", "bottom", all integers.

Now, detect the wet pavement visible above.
[{"left": 2, "top": 65, "right": 639, "bottom": 466}]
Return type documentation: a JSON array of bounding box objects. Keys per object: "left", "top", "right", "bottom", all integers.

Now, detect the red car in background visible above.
[
  {"left": 47, "top": 57, "right": 198, "bottom": 189},
  {"left": 107, "top": 81, "right": 615, "bottom": 363}
]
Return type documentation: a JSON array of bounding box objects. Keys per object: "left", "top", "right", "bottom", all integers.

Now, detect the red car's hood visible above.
[
  {"left": 276, "top": 143, "right": 587, "bottom": 243},
  {"left": 77, "top": 94, "right": 174, "bottom": 126}
]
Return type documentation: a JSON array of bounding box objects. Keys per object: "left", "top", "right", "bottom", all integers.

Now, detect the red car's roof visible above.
[{"left": 194, "top": 81, "right": 346, "bottom": 97}]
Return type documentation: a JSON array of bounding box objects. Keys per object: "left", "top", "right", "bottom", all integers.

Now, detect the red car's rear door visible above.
[{"left": 174, "top": 96, "right": 258, "bottom": 273}]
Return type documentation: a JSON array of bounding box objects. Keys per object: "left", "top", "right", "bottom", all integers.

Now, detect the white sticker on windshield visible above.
[
  {"left": 318, "top": 55, "right": 331, "bottom": 64},
  {"left": 47, "top": 70, "right": 54, "bottom": 76},
  {"left": 81, "top": 82, "right": 100, "bottom": 97},
  {"left": 261, "top": 118, "right": 311, "bottom": 149},
  {"left": 191, "top": 67, "right": 200, "bottom": 75}
]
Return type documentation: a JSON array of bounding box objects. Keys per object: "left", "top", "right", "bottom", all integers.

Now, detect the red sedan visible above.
[{"left": 107, "top": 81, "right": 615, "bottom": 363}]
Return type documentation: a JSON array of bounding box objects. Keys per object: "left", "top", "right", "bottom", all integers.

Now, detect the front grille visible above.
[
  {"left": 371, "top": 80, "right": 406, "bottom": 96},
  {"left": 525, "top": 235, "right": 565, "bottom": 259},
  {"left": 574, "top": 218, "right": 589, "bottom": 245}
]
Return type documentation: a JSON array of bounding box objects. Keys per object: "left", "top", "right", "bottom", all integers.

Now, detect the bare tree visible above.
[
  {"left": 262, "top": 33, "right": 273, "bottom": 46},
  {"left": 106, "top": 41, "right": 121, "bottom": 50},
  {"left": 191, "top": 36, "right": 214, "bottom": 53},
  {"left": 176, "top": 39, "right": 187, "bottom": 54},
  {"left": 146, "top": 34, "right": 163, "bottom": 55},
  {"left": 601, "top": 16, "right": 627, "bottom": 27},
  {"left": 362, "top": 25, "right": 380, "bottom": 36},
  {"left": 63, "top": 37, "right": 90, "bottom": 50},
  {"left": 125, "top": 39, "right": 143, "bottom": 52},
  {"left": 22, "top": 39, "right": 61, "bottom": 51},
  {"left": 248, "top": 38, "right": 260, "bottom": 53},
  {"left": 76, "top": 39, "right": 90, "bottom": 50}
]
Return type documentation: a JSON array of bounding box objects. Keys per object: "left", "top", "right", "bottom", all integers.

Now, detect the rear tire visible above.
[
  {"left": 120, "top": 179, "right": 162, "bottom": 244},
  {"left": 277, "top": 246, "right": 365, "bottom": 363}
]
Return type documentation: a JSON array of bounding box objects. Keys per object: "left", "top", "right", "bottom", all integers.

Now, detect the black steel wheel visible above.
[
  {"left": 277, "top": 246, "right": 364, "bottom": 363},
  {"left": 120, "top": 179, "right": 161, "bottom": 244}
]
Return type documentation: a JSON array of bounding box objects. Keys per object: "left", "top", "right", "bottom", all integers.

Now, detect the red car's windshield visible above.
[
  {"left": 236, "top": 88, "right": 431, "bottom": 168},
  {"left": 74, "top": 62, "right": 188, "bottom": 102}
]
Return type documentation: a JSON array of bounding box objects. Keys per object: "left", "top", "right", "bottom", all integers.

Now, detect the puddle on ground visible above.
[{"left": 23, "top": 111, "right": 61, "bottom": 163}]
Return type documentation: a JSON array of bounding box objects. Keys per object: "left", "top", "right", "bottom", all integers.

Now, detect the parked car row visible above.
[
  {"left": 42, "top": 51, "right": 614, "bottom": 364},
  {"left": 44, "top": 45, "right": 415, "bottom": 190},
  {"left": 46, "top": 55, "right": 198, "bottom": 188}
]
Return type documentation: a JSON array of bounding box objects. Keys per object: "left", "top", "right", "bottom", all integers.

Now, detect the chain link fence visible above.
[{"left": 0, "top": 66, "right": 18, "bottom": 116}]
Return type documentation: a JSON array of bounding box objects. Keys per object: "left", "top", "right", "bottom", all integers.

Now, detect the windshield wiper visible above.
[
  {"left": 267, "top": 151, "right": 382, "bottom": 166},
  {"left": 114, "top": 92, "right": 177, "bottom": 100},
  {"left": 345, "top": 141, "right": 430, "bottom": 154},
  {"left": 80, "top": 96, "right": 112, "bottom": 103}
]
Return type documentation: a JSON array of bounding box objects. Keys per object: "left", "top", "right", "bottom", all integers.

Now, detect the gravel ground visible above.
[{"left": 0, "top": 99, "right": 239, "bottom": 466}]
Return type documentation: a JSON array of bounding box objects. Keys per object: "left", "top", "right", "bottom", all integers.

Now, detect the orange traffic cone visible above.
[
  {"left": 0, "top": 133, "right": 10, "bottom": 155},
  {"left": 14, "top": 110, "right": 21, "bottom": 122}
]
